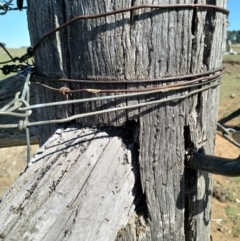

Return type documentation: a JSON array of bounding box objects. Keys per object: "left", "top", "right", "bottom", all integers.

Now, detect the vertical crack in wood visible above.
[
  {"left": 115, "top": 121, "right": 150, "bottom": 241},
  {"left": 184, "top": 125, "right": 194, "bottom": 150},
  {"left": 148, "top": 10, "right": 153, "bottom": 78},
  {"left": 62, "top": 0, "right": 73, "bottom": 79},
  {"left": 184, "top": 125, "right": 197, "bottom": 240},
  {"left": 130, "top": 0, "right": 136, "bottom": 25},
  {"left": 190, "top": 0, "right": 198, "bottom": 73},
  {"left": 63, "top": 0, "right": 77, "bottom": 119},
  {"left": 203, "top": 0, "right": 217, "bottom": 70},
  {"left": 123, "top": 121, "right": 148, "bottom": 220},
  {"left": 184, "top": 128, "right": 195, "bottom": 240}
]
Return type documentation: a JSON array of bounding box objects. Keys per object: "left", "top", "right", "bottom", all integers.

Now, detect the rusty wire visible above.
[
  {"left": 32, "top": 4, "right": 229, "bottom": 52},
  {"left": 0, "top": 80, "right": 221, "bottom": 130},
  {"left": 0, "top": 2, "right": 228, "bottom": 165},
  {"left": 34, "top": 67, "right": 224, "bottom": 84},
  {"left": 0, "top": 3, "right": 228, "bottom": 70},
  {"left": 34, "top": 68, "right": 224, "bottom": 95}
]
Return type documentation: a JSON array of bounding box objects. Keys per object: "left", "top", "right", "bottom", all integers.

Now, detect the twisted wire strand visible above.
[
  {"left": 23, "top": 80, "right": 217, "bottom": 111},
  {"left": 34, "top": 69, "right": 224, "bottom": 95},
  {"left": 13, "top": 81, "right": 222, "bottom": 128},
  {"left": 0, "top": 77, "right": 221, "bottom": 129},
  {"left": 34, "top": 67, "right": 224, "bottom": 84}
]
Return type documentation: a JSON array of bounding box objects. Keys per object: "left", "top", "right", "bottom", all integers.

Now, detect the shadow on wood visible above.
[{"left": 0, "top": 124, "right": 148, "bottom": 241}]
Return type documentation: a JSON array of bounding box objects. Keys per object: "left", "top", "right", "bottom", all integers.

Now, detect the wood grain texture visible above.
[
  {"left": 184, "top": 1, "right": 227, "bottom": 240},
  {"left": 0, "top": 125, "right": 139, "bottom": 241},
  {"left": 0, "top": 74, "right": 38, "bottom": 147},
  {"left": 28, "top": 0, "right": 196, "bottom": 144},
  {"left": 22, "top": 0, "right": 228, "bottom": 240}
]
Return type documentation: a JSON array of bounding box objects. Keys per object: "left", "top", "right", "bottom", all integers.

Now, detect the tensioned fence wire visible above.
[{"left": 0, "top": 3, "right": 228, "bottom": 162}]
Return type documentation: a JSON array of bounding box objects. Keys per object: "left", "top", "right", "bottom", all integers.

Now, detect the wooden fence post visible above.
[{"left": 0, "top": 1, "right": 227, "bottom": 240}]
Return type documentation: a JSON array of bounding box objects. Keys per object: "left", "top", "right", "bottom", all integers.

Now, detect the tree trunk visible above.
[{"left": 0, "top": 0, "right": 227, "bottom": 240}]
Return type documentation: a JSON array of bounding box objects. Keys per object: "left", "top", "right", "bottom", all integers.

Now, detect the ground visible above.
[{"left": 212, "top": 134, "right": 240, "bottom": 241}]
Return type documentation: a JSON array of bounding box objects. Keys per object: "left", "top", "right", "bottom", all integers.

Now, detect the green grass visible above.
[
  {"left": 223, "top": 54, "right": 240, "bottom": 64},
  {"left": 220, "top": 72, "right": 240, "bottom": 101},
  {"left": 225, "top": 206, "right": 240, "bottom": 221},
  {"left": 219, "top": 52, "right": 240, "bottom": 124},
  {"left": 223, "top": 44, "right": 240, "bottom": 63},
  {"left": 224, "top": 187, "right": 236, "bottom": 202},
  {"left": 232, "top": 177, "right": 240, "bottom": 184},
  {"left": 235, "top": 226, "right": 240, "bottom": 235},
  {"left": 232, "top": 45, "right": 240, "bottom": 53}
]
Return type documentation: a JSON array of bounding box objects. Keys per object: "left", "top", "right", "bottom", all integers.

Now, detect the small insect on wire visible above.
[{"left": 16, "top": 0, "right": 23, "bottom": 10}]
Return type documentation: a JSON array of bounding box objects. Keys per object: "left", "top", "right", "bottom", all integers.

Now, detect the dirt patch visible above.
[
  {"left": 0, "top": 145, "right": 39, "bottom": 196},
  {"left": 211, "top": 134, "right": 240, "bottom": 241}
]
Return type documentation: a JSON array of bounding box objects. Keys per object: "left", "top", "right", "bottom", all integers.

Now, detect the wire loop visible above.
[
  {"left": 18, "top": 119, "right": 28, "bottom": 131},
  {"left": 0, "top": 73, "right": 221, "bottom": 129}
]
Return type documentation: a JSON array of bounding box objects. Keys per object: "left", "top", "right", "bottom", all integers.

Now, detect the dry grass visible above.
[{"left": 0, "top": 47, "right": 28, "bottom": 80}]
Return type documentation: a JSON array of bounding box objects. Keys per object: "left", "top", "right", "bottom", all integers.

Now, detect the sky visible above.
[{"left": 0, "top": 1, "right": 239, "bottom": 48}]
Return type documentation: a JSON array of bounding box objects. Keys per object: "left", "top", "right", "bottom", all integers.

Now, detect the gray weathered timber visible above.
[
  {"left": 0, "top": 0, "right": 227, "bottom": 240},
  {"left": 184, "top": 1, "right": 227, "bottom": 240},
  {"left": 0, "top": 74, "right": 38, "bottom": 147},
  {"left": 0, "top": 125, "right": 138, "bottom": 241}
]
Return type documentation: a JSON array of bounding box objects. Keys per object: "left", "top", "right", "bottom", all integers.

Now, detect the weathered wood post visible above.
[{"left": 0, "top": 1, "right": 228, "bottom": 240}]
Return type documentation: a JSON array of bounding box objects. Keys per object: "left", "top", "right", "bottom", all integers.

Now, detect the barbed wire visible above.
[
  {"left": 0, "top": 43, "right": 33, "bottom": 76},
  {"left": 28, "top": 80, "right": 221, "bottom": 113},
  {"left": 0, "top": 43, "right": 32, "bottom": 65}
]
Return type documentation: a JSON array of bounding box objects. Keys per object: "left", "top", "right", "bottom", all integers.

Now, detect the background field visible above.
[
  {"left": 0, "top": 46, "right": 240, "bottom": 241},
  {"left": 0, "top": 47, "right": 29, "bottom": 80}
]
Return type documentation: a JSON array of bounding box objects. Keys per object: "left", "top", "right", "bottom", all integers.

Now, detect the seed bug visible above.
[{"left": 17, "top": 0, "right": 23, "bottom": 10}]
